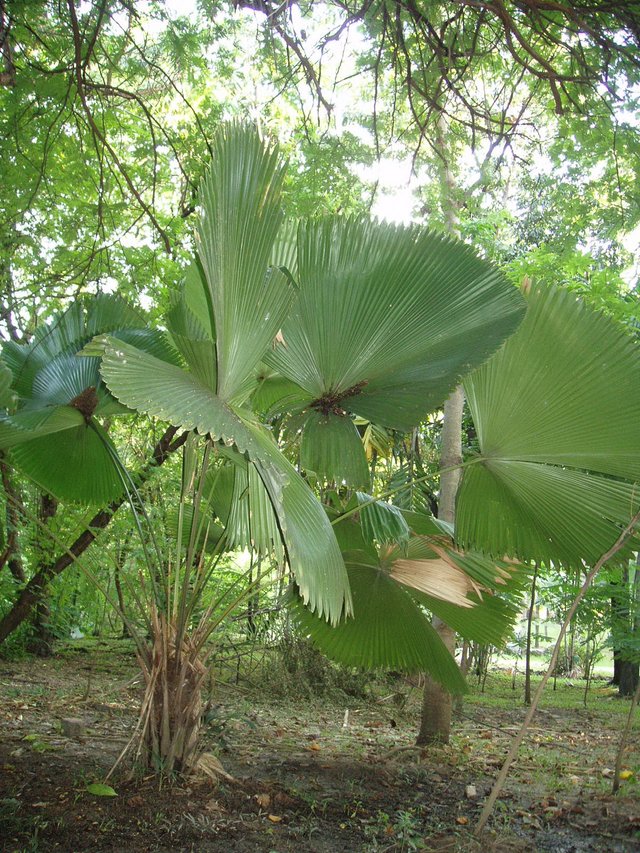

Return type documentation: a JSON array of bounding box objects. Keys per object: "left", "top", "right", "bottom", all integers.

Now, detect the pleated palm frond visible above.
[
  {"left": 358, "top": 419, "right": 394, "bottom": 462},
  {"left": 265, "top": 216, "right": 526, "bottom": 484},
  {"left": 251, "top": 370, "right": 311, "bottom": 420},
  {"left": 0, "top": 361, "right": 17, "bottom": 412},
  {"left": 205, "top": 450, "right": 285, "bottom": 563},
  {"left": 291, "top": 556, "right": 467, "bottom": 692},
  {"left": 295, "top": 506, "right": 525, "bottom": 676},
  {"left": 100, "top": 124, "right": 351, "bottom": 625},
  {"left": 459, "top": 283, "right": 640, "bottom": 566},
  {"left": 407, "top": 583, "right": 524, "bottom": 647},
  {"left": 389, "top": 551, "right": 479, "bottom": 607},
  {"left": 196, "top": 122, "right": 296, "bottom": 405},
  {"left": 300, "top": 413, "right": 370, "bottom": 488},
  {"left": 0, "top": 295, "right": 174, "bottom": 504},
  {"left": 166, "top": 503, "right": 224, "bottom": 555},
  {"left": 354, "top": 492, "right": 410, "bottom": 547},
  {"left": 101, "top": 335, "right": 350, "bottom": 623},
  {"left": 391, "top": 534, "right": 518, "bottom": 590}
]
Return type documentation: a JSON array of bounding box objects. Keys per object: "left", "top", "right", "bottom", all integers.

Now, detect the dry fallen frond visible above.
[{"left": 190, "top": 752, "right": 236, "bottom": 783}]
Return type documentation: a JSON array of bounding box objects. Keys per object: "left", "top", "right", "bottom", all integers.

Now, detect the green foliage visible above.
[
  {"left": 0, "top": 296, "right": 176, "bottom": 503},
  {"left": 101, "top": 124, "right": 352, "bottom": 625},
  {"left": 459, "top": 283, "right": 640, "bottom": 565}
]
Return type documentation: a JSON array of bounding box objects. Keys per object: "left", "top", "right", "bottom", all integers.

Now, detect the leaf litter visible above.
[{"left": 0, "top": 645, "right": 638, "bottom": 852}]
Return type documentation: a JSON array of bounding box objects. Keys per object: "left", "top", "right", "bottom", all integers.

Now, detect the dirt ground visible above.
[{"left": 0, "top": 642, "right": 638, "bottom": 852}]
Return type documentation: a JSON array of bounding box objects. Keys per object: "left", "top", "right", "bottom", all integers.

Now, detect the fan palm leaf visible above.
[
  {"left": 303, "top": 504, "right": 524, "bottom": 673},
  {"left": 264, "top": 217, "right": 526, "bottom": 483},
  {"left": 291, "top": 556, "right": 467, "bottom": 691},
  {"left": 458, "top": 284, "right": 640, "bottom": 564},
  {"left": 0, "top": 295, "right": 174, "bottom": 503},
  {"left": 100, "top": 124, "right": 352, "bottom": 624}
]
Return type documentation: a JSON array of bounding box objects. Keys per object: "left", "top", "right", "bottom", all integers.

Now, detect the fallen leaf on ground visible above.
[
  {"left": 255, "top": 793, "right": 271, "bottom": 809},
  {"left": 267, "top": 814, "right": 283, "bottom": 823},
  {"left": 192, "top": 752, "right": 235, "bottom": 783},
  {"left": 86, "top": 783, "right": 117, "bottom": 797}
]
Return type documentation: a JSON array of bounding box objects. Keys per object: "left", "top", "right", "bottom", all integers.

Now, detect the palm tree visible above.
[
  {"left": 5, "top": 122, "right": 637, "bottom": 776},
  {"left": 90, "top": 121, "right": 527, "bottom": 770},
  {"left": 99, "top": 122, "right": 525, "bottom": 625}
]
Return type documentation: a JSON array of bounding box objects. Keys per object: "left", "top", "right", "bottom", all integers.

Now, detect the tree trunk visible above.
[
  {"left": 0, "top": 459, "right": 25, "bottom": 582},
  {"left": 610, "top": 558, "right": 640, "bottom": 696},
  {"left": 0, "top": 426, "right": 185, "bottom": 646},
  {"left": 416, "top": 110, "right": 464, "bottom": 746},
  {"left": 26, "top": 493, "right": 58, "bottom": 657},
  {"left": 524, "top": 563, "right": 538, "bottom": 705},
  {"left": 417, "top": 384, "right": 464, "bottom": 745},
  {"left": 618, "top": 559, "right": 640, "bottom": 696},
  {"left": 618, "top": 659, "right": 640, "bottom": 697}
]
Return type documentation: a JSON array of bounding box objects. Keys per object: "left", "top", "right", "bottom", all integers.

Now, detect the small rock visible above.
[
  {"left": 465, "top": 784, "right": 477, "bottom": 799},
  {"left": 61, "top": 718, "right": 85, "bottom": 739}
]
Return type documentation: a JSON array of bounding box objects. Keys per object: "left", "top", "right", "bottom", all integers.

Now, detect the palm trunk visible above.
[{"left": 137, "top": 609, "right": 208, "bottom": 773}]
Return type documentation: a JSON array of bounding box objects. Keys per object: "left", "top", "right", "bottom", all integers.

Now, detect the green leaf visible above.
[
  {"left": 247, "top": 422, "right": 352, "bottom": 623},
  {"left": 10, "top": 422, "right": 122, "bottom": 504},
  {"left": 457, "top": 460, "right": 640, "bottom": 566},
  {"left": 166, "top": 503, "right": 223, "bottom": 554},
  {"left": 86, "top": 783, "right": 118, "bottom": 797},
  {"left": 30, "top": 353, "right": 102, "bottom": 407},
  {"left": 100, "top": 338, "right": 351, "bottom": 623},
  {"left": 0, "top": 408, "right": 84, "bottom": 448},
  {"left": 460, "top": 284, "right": 640, "bottom": 565},
  {"left": 251, "top": 373, "right": 311, "bottom": 419},
  {"left": 0, "top": 360, "right": 17, "bottom": 412},
  {"left": 409, "top": 586, "right": 521, "bottom": 647},
  {"left": 110, "top": 329, "right": 182, "bottom": 367},
  {"left": 267, "top": 217, "right": 526, "bottom": 431},
  {"left": 197, "top": 123, "right": 296, "bottom": 401},
  {"left": 355, "top": 492, "right": 410, "bottom": 546},
  {"left": 0, "top": 295, "right": 164, "bottom": 503},
  {"left": 300, "top": 411, "right": 369, "bottom": 487},
  {"left": 291, "top": 559, "right": 466, "bottom": 692},
  {"left": 208, "top": 453, "right": 285, "bottom": 562},
  {"left": 86, "top": 293, "right": 146, "bottom": 335},
  {"left": 465, "top": 285, "right": 640, "bottom": 479}
]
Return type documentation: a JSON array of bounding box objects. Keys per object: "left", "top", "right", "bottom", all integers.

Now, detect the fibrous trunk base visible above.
[{"left": 136, "top": 609, "right": 207, "bottom": 775}]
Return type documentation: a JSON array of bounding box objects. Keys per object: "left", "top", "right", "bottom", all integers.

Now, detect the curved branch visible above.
[
  {"left": 66, "top": 0, "right": 173, "bottom": 255},
  {"left": 0, "top": 425, "right": 188, "bottom": 646}
]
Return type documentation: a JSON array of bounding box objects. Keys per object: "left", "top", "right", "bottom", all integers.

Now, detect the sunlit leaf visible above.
[{"left": 460, "top": 284, "right": 640, "bottom": 564}]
